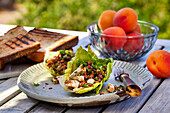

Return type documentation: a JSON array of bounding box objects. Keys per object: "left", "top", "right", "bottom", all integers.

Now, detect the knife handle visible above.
[{"left": 119, "top": 73, "right": 142, "bottom": 97}]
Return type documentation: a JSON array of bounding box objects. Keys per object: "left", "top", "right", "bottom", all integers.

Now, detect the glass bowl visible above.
[{"left": 87, "top": 20, "right": 159, "bottom": 61}]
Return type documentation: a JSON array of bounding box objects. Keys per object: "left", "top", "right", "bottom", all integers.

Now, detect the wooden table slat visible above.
[
  {"left": 0, "top": 77, "right": 21, "bottom": 106},
  {"left": 139, "top": 78, "right": 170, "bottom": 113},
  {"left": 65, "top": 107, "right": 103, "bottom": 113},
  {"left": 155, "top": 39, "right": 170, "bottom": 47},
  {"left": 0, "top": 79, "right": 6, "bottom": 84},
  {"left": 163, "top": 46, "right": 170, "bottom": 52},
  {"left": 0, "top": 64, "right": 32, "bottom": 79},
  {"left": 138, "top": 45, "right": 170, "bottom": 113},
  {"left": 0, "top": 93, "right": 38, "bottom": 113},
  {"left": 102, "top": 77, "right": 161, "bottom": 113},
  {"left": 29, "top": 102, "right": 66, "bottom": 113}
]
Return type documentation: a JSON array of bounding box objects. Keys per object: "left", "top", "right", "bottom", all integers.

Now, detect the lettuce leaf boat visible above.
[
  {"left": 44, "top": 50, "right": 74, "bottom": 77},
  {"left": 59, "top": 46, "right": 113, "bottom": 94}
]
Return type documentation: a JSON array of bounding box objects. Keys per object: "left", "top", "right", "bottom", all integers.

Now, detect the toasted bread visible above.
[
  {"left": 0, "top": 26, "right": 40, "bottom": 70},
  {"left": 0, "top": 36, "right": 3, "bottom": 42},
  {"left": 26, "top": 28, "right": 78, "bottom": 62},
  {"left": 4, "top": 26, "right": 28, "bottom": 39}
]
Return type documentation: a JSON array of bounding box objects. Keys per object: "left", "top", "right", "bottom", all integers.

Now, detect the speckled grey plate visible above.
[{"left": 17, "top": 60, "right": 153, "bottom": 107}]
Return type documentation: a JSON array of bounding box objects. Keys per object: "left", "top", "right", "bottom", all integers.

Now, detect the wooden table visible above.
[{"left": 0, "top": 25, "right": 170, "bottom": 113}]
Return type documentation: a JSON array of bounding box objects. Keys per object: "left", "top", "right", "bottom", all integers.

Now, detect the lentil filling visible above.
[{"left": 45, "top": 50, "right": 74, "bottom": 76}]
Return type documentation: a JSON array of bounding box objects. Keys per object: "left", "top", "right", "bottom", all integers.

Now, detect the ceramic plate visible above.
[{"left": 17, "top": 60, "right": 153, "bottom": 107}]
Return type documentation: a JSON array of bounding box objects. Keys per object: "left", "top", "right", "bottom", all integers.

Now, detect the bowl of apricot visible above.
[{"left": 87, "top": 8, "right": 159, "bottom": 61}]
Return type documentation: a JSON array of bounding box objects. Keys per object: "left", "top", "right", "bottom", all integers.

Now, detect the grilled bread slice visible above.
[
  {"left": 0, "top": 26, "right": 40, "bottom": 70},
  {"left": 4, "top": 26, "right": 28, "bottom": 39},
  {"left": 26, "top": 28, "right": 78, "bottom": 62},
  {"left": 0, "top": 36, "right": 3, "bottom": 42}
]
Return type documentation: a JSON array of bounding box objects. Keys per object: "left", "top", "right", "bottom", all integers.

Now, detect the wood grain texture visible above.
[
  {"left": 0, "top": 77, "right": 21, "bottom": 106},
  {"left": 102, "top": 77, "right": 161, "bottom": 113},
  {"left": 138, "top": 45, "right": 170, "bottom": 113},
  {"left": 0, "top": 93, "right": 38, "bottom": 113},
  {"left": 0, "top": 79, "right": 6, "bottom": 84},
  {"left": 29, "top": 102, "right": 66, "bottom": 113},
  {"left": 163, "top": 46, "right": 170, "bottom": 52},
  {"left": 139, "top": 78, "right": 170, "bottom": 113},
  {"left": 65, "top": 106, "right": 103, "bottom": 113},
  {"left": 155, "top": 39, "right": 170, "bottom": 47},
  {"left": 0, "top": 64, "right": 32, "bottom": 79}
]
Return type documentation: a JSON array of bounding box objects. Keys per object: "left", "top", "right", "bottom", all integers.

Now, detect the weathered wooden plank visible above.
[
  {"left": 139, "top": 78, "right": 170, "bottom": 113},
  {"left": 0, "top": 64, "right": 32, "bottom": 79},
  {"left": 65, "top": 106, "right": 103, "bottom": 113},
  {"left": 0, "top": 79, "right": 6, "bottom": 84},
  {"left": 155, "top": 39, "right": 170, "bottom": 47},
  {"left": 0, "top": 77, "right": 21, "bottom": 106},
  {"left": 163, "top": 46, "right": 170, "bottom": 52},
  {"left": 29, "top": 102, "right": 66, "bottom": 113},
  {"left": 102, "top": 77, "right": 161, "bottom": 113},
  {"left": 137, "top": 45, "right": 170, "bottom": 113},
  {"left": 0, "top": 93, "right": 39, "bottom": 113}
]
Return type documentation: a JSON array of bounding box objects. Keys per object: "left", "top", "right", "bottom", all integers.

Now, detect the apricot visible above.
[
  {"left": 113, "top": 8, "right": 138, "bottom": 33},
  {"left": 101, "top": 27, "right": 126, "bottom": 51},
  {"left": 134, "top": 23, "right": 141, "bottom": 33},
  {"left": 146, "top": 50, "right": 170, "bottom": 78},
  {"left": 123, "top": 31, "right": 144, "bottom": 53},
  {"left": 98, "top": 10, "right": 116, "bottom": 31}
]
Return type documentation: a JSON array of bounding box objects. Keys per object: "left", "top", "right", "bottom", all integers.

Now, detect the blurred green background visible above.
[{"left": 15, "top": 0, "right": 170, "bottom": 39}]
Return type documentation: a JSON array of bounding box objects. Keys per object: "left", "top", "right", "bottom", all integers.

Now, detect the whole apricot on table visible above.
[
  {"left": 123, "top": 31, "right": 144, "bottom": 53},
  {"left": 98, "top": 10, "right": 116, "bottom": 31},
  {"left": 146, "top": 50, "right": 170, "bottom": 78},
  {"left": 101, "top": 27, "right": 127, "bottom": 51},
  {"left": 113, "top": 7, "right": 138, "bottom": 33}
]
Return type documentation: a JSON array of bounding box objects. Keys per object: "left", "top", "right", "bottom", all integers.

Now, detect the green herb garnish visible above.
[
  {"left": 63, "top": 54, "right": 67, "bottom": 58},
  {"left": 45, "top": 59, "right": 48, "bottom": 63},
  {"left": 83, "top": 62, "right": 87, "bottom": 66},
  {"left": 33, "top": 82, "right": 40, "bottom": 86},
  {"left": 60, "top": 57, "right": 62, "bottom": 60},
  {"left": 60, "top": 50, "right": 65, "bottom": 54},
  {"left": 94, "top": 77, "right": 98, "bottom": 81},
  {"left": 83, "top": 83, "right": 88, "bottom": 88}
]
